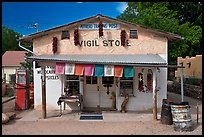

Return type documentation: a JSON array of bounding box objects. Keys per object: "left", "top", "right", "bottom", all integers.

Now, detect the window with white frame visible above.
[{"left": 120, "top": 77, "right": 134, "bottom": 96}]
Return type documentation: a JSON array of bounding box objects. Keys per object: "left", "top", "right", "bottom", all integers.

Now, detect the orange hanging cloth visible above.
[
  {"left": 114, "top": 65, "right": 124, "bottom": 77},
  {"left": 75, "top": 64, "right": 85, "bottom": 76}
]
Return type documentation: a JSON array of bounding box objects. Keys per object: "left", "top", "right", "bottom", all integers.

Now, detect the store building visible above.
[{"left": 20, "top": 14, "right": 183, "bottom": 115}]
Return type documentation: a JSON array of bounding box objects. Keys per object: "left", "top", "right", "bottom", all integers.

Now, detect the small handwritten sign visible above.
[{"left": 79, "top": 23, "right": 120, "bottom": 30}]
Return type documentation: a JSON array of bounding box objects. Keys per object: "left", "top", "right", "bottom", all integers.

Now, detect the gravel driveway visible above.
[{"left": 2, "top": 92, "right": 202, "bottom": 135}]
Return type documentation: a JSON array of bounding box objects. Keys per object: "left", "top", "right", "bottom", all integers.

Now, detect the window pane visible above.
[
  {"left": 61, "top": 30, "right": 70, "bottom": 39},
  {"left": 66, "top": 75, "right": 79, "bottom": 80},
  {"left": 120, "top": 81, "right": 133, "bottom": 95},
  {"left": 17, "top": 74, "right": 25, "bottom": 84},
  {"left": 65, "top": 81, "right": 79, "bottom": 95},
  {"left": 86, "top": 76, "right": 91, "bottom": 84},
  {"left": 102, "top": 77, "right": 114, "bottom": 84},
  {"left": 130, "top": 30, "right": 138, "bottom": 39},
  {"left": 92, "top": 76, "right": 97, "bottom": 84},
  {"left": 120, "top": 77, "right": 133, "bottom": 80},
  {"left": 86, "top": 76, "right": 97, "bottom": 84}
]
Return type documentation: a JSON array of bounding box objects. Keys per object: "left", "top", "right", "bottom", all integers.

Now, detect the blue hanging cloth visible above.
[
  {"left": 94, "top": 65, "right": 104, "bottom": 76},
  {"left": 124, "top": 66, "right": 134, "bottom": 77}
]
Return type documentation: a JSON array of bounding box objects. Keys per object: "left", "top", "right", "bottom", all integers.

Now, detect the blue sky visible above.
[{"left": 2, "top": 2, "right": 128, "bottom": 36}]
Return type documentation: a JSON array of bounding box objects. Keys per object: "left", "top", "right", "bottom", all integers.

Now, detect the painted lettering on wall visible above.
[
  {"left": 77, "top": 39, "right": 131, "bottom": 47},
  {"left": 79, "top": 23, "right": 120, "bottom": 30}
]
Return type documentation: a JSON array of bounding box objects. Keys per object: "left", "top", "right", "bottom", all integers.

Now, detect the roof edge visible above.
[{"left": 20, "top": 14, "right": 183, "bottom": 42}]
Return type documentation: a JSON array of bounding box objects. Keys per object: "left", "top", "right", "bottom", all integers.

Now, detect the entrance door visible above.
[
  {"left": 99, "top": 76, "right": 115, "bottom": 109},
  {"left": 83, "top": 76, "right": 115, "bottom": 110},
  {"left": 83, "top": 76, "right": 99, "bottom": 108}
]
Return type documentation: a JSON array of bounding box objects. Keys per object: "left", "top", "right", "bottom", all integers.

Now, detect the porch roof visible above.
[{"left": 28, "top": 54, "right": 167, "bottom": 67}]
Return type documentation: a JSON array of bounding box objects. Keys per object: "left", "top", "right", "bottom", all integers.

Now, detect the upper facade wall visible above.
[{"left": 33, "top": 19, "right": 168, "bottom": 55}]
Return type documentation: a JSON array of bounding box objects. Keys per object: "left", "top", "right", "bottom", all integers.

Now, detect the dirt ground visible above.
[{"left": 2, "top": 92, "right": 202, "bottom": 135}]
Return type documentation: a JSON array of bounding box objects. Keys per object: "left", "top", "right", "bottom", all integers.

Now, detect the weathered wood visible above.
[
  {"left": 180, "top": 67, "right": 184, "bottom": 102},
  {"left": 152, "top": 68, "right": 157, "bottom": 120},
  {"left": 2, "top": 113, "right": 9, "bottom": 124},
  {"left": 2, "top": 96, "right": 15, "bottom": 104},
  {"left": 41, "top": 66, "right": 46, "bottom": 119},
  {"left": 5, "top": 112, "right": 16, "bottom": 120}
]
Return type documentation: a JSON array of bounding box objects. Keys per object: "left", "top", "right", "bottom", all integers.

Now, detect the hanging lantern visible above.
[
  {"left": 52, "top": 37, "right": 58, "bottom": 54},
  {"left": 74, "top": 29, "right": 79, "bottom": 46},
  {"left": 98, "top": 20, "right": 103, "bottom": 37},
  {"left": 121, "top": 30, "right": 126, "bottom": 46}
]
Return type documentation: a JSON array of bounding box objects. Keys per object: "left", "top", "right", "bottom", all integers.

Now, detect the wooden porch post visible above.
[
  {"left": 180, "top": 66, "right": 184, "bottom": 102},
  {"left": 41, "top": 65, "right": 46, "bottom": 119},
  {"left": 152, "top": 67, "right": 157, "bottom": 120}
]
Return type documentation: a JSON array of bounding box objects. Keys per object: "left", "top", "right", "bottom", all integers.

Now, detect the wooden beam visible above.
[
  {"left": 180, "top": 67, "right": 184, "bottom": 102},
  {"left": 41, "top": 65, "right": 46, "bottom": 119},
  {"left": 152, "top": 67, "right": 157, "bottom": 120}
]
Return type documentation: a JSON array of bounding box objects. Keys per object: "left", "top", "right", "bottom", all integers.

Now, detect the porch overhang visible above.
[{"left": 28, "top": 54, "right": 167, "bottom": 67}]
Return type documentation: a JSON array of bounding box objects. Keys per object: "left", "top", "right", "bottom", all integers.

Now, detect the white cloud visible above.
[
  {"left": 116, "top": 2, "right": 128, "bottom": 13},
  {"left": 76, "top": 2, "right": 83, "bottom": 4}
]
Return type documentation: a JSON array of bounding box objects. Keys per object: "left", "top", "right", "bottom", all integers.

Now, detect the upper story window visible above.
[
  {"left": 61, "top": 30, "right": 70, "bottom": 40},
  {"left": 130, "top": 30, "right": 138, "bottom": 39}
]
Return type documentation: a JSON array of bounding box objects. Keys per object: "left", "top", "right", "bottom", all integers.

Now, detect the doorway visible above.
[{"left": 83, "top": 76, "right": 115, "bottom": 110}]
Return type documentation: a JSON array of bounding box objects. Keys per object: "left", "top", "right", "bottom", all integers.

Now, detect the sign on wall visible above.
[
  {"left": 36, "top": 66, "right": 59, "bottom": 80},
  {"left": 79, "top": 23, "right": 120, "bottom": 30}
]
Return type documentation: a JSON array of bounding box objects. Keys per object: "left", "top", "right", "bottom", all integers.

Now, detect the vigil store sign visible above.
[{"left": 76, "top": 39, "right": 131, "bottom": 47}]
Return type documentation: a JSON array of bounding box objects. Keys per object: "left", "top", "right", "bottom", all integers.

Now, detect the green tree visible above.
[
  {"left": 168, "top": 2, "right": 202, "bottom": 26},
  {"left": 2, "top": 26, "right": 22, "bottom": 55},
  {"left": 2, "top": 26, "right": 34, "bottom": 82},
  {"left": 117, "top": 2, "right": 202, "bottom": 65}
]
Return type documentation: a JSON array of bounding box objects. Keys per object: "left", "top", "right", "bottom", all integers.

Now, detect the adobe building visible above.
[
  {"left": 2, "top": 51, "right": 27, "bottom": 83},
  {"left": 175, "top": 55, "right": 202, "bottom": 80},
  {"left": 20, "top": 14, "right": 183, "bottom": 118}
]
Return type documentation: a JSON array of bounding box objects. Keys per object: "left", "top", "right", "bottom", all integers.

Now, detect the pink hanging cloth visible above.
[
  {"left": 55, "top": 63, "right": 65, "bottom": 74},
  {"left": 84, "top": 64, "right": 94, "bottom": 76}
]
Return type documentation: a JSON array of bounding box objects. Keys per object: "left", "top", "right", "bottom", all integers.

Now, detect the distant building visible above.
[
  {"left": 175, "top": 55, "right": 202, "bottom": 80},
  {"left": 2, "top": 51, "right": 27, "bottom": 83}
]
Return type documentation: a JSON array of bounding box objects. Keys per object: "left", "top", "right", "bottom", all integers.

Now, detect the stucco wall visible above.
[
  {"left": 33, "top": 23, "right": 167, "bottom": 55},
  {"left": 32, "top": 20, "right": 168, "bottom": 111},
  {"left": 34, "top": 67, "right": 63, "bottom": 110},
  {"left": 175, "top": 55, "right": 202, "bottom": 79},
  {"left": 34, "top": 64, "right": 166, "bottom": 111},
  {"left": 2, "top": 66, "right": 19, "bottom": 83},
  {"left": 116, "top": 67, "right": 166, "bottom": 111}
]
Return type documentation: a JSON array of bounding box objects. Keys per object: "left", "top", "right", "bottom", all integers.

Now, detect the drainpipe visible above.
[{"left": 18, "top": 40, "right": 38, "bottom": 56}]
